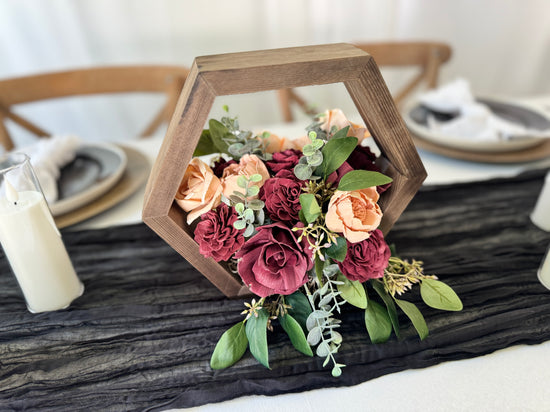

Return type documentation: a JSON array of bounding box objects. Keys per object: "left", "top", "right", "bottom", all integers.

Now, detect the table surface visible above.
[{"left": 35, "top": 97, "right": 550, "bottom": 411}]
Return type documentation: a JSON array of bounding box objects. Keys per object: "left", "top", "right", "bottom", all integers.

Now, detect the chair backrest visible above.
[
  {"left": 278, "top": 41, "right": 452, "bottom": 122},
  {"left": 0, "top": 65, "right": 190, "bottom": 151}
]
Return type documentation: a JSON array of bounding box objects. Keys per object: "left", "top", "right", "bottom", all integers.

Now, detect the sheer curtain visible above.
[{"left": 1, "top": 0, "right": 549, "bottom": 147}]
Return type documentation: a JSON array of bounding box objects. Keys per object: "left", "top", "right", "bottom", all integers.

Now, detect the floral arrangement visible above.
[{"left": 176, "top": 107, "right": 462, "bottom": 376}]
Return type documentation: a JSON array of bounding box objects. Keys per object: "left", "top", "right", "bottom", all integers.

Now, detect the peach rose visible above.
[
  {"left": 325, "top": 187, "right": 382, "bottom": 243},
  {"left": 175, "top": 158, "right": 222, "bottom": 224},
  {"left": 260, "top": 132, "right": 311, "bottom": 153},
  {"left": 221, "top": 154, "right": 270, "bottom": 200},
  {"left": 318, "top": 108, "right": 370, "bottom": 144}
]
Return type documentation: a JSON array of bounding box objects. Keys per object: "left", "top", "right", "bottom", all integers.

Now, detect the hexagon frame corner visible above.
[{"left": 142, "top": 43, "right": 427, "bottom": 298}]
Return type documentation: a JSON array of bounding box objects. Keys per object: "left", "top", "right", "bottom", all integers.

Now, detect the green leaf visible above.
[
  {"left": 248, "top": 199, "right": 264, "bottom": 211},
  {"left": 319, "top": 135, "right": 358, "bottom": 179},
  {"left": 193, "top": 129, "right": 217, "bottom": 156},
  {"left": 420, "top": 278, "right": 463, "bottom": 311},
  {"left": 307, "top": 151, "right": 323, "bottom": 167},
  {"left": 331, "top": 125, "right": 350, "bottom": 140},
  {"left": 394, "top": 298, "right": 429, "bottom": 340},
  {"left": 285, "top": 292, "right": 312, "bottom": 333},
  {"left": 210, "top": 322, "right": 248, "bottom": 369},
  {"left": 246, "top": 185, "right": 260, "bottom": 197},
  {"left": 280, "top": 314, "right": 313, "bottom": 357},
  {"left": 337, "top": 274, "right": 367, "bottom": 309},
  {"left": 298, "top": 209, "right": 307, "bottom": 224},
  {"left": 299, "top": 193, "right": 321, "bottom": 224},
  {"left": 245, "top": 309, "right": 270, "bottom": 369},
  {"left": 209, "top": 119, "right": 233, "bottom": 153},
  {"left": 364, "top": 299, "right": 392, "bottom": 343},
  {"left": 234, "top": 202, "right": 245, "bottom": 214},
  {"left": 326, "top": 236, "right": 347, "bottom": 262},
  {"left": 337, "top": 170, "right": 393, "bottom": 192},
  {"left": 371, "top": 280, "right": 400, "bottom": 339},
  {"left": 233, "top": 220, "right": 246, "bottom": 230}
]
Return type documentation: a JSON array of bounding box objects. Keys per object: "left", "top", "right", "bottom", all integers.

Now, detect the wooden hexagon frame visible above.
[{"left": 142, "top": 43, "right": 427, "bottom": 298}]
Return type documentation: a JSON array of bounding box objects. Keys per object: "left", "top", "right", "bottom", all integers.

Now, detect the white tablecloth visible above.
[{"left": 72, "top": 98, "right": 550, "bottom": 412}]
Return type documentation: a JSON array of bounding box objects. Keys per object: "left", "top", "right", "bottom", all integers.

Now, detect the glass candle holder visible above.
[
  {"left": 530, "top": 170, "right": 550, "bottom": 232},
  {"left": 0, "top": 153, "right": 84, "bottom": 313}
]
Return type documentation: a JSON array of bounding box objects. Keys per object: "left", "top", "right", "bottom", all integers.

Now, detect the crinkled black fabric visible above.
[{"left": 1, "top": 169, "right": 549, "bottom": 411}]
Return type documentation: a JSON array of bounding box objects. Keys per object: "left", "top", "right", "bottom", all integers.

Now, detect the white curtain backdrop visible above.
[{"left": 1, "top": 0, "right": 549, "bottom": 147}]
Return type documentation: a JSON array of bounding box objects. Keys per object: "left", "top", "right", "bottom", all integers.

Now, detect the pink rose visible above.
[
  {"left": 234, "top": 222, "right": 313, "bottom": 297},
  {"left": 194, "top": 203, "right": 245, "bottom": 262},
  {"left": 221, "top": 154, "right": 270, "bottom": 200},
  {"left": 338, "top": 229, "right": 390, "bottom": 282},
  {"left": 259, "top": 170, "right": 303, "bottom": 224},
  {"left": 318, "top": 108, "right": 370, "bottom": 143},
  {"left": 325, "top": 187, "right": 382, "bottom": 243},
  {"left": 266, "top": 149, "right": 302, "bottom": 174},
  {"left": 175, "top": 158, "right": 222, "bottom": 224}
]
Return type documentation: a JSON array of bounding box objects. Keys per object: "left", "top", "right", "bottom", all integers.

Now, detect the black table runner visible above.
[{"left": 1, "top": 170, "right": 550, "bottom": 410}]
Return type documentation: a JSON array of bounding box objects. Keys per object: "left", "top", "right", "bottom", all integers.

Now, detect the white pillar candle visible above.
[
  {"left": 0, "top": 154, "right": 83, "bottom": 313},
  {"left": 538, "top": 246, "right": 550, "bottom": 290},
  {"left": 530, "top": 171, "right": 550, "bottom": 232}
]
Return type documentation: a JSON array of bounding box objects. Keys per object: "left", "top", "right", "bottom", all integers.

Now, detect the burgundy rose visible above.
[
  {"left": 338, "top": 229, "right": 390, "bottom": 282},
  {"left": 346, "top": 146, "right": 391, "bottom": 194},
  {"left": 266, "top": 149, "right": 302, "bottom": 173},
  {"left": 327, "top": 161, "right": 354, "bottom": 186},
  {"left": 212, "top": 158, "right": 237, "bottom": 178},
  {"left": 194, "top": 203, "right": 245, "bottom": 262},
  {"left": 259, "top": 170, "right": 303, "bottom": 224},
  {"left": 234, "top": 222, "right": 313, "bottom": 297}
]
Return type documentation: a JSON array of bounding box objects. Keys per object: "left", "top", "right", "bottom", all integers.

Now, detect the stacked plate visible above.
[
  {"left": 51, "top": 142, "right": 150, "bottom": 228},
  {"left": 403, "top": 99, "right": 550, "bottom": 163}
]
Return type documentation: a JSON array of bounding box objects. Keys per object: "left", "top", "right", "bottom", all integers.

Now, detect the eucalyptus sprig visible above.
[
  {"left": 294, "top": 131, "right": 325, "bottom": 180},
  {"left": 228, "top": 174, "right": 265, "bottom": 237}
]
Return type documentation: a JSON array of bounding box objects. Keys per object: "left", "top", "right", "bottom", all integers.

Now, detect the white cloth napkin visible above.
[
  {"left": 419, "top": 78, "right": 550, "bottom": 141},
  {"left": 15, "top": 135, "right": 81, "bottom": 203}
]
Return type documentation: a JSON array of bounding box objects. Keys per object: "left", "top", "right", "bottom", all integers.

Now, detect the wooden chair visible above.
[
  {"left": 277, "top": 41, "right": 452, "bottom": 122},
  {"left": 0, "top": 65, "right": 190, "bottom": 151}
]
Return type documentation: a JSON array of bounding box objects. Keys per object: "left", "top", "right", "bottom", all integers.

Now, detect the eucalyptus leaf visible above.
[
  {"left": 319, "top": 135, "right": 358, "bottom": 178},
  {"left": 337, "top": 170, "right": 393, "bottom": 192},
  {"left": 302, "top": 144, "right": 317, "bottom": 157},
  {"left": 311, "top": 139, "right": 324, "bottom": 150},
  {"left": 248, "top": 199, "right": 264, "bottom": 211},
  {"left": 337, "top": 274, "right": 367, "bottom": 309},
  {"left": 210, "top": 322, "right": 248, "bottom": 369},
  {"left": 286, "top": 292, "right": 312, "bottom": 332},
  {"left": 316, "top": 341, "right": 331, "bottom": 357},
  {"left": 364, "top": 300, "right": 392, "bottom": 343},
  {"left": 307, "top": 151, "right": 324, "bottom": 167},
  {"left": 372, "top": 280, "right": 400, "bottom": 339},
  {"left": 234, "top": 203, "right": 245, "bottom": 214},
  {"left": 394, "top": 298, "right": 429, "bottom": 340},
  {"left": 280, "top": 314, "right": 313, "bottom": 357},
  {"left": 243, "top": 208, "right": 255, "bottom": 222},
  {"left": 299, "top": 193, "right": 321, "bottom": 224},
  {"left": 326, "top": 237, "right": 347, "bottom": 262},
  {"left": 246, "top": 185, "right": 260, "bottom": 197},
  {"left": 249, "top": 173, "right": 263, "bottom": 183},
  {"left": 233, "top": 220, "right": 246, "bottom": 230},
  {"left": 420, "top": 278, "right": 463, "bottom": 311},
  {"left": 256, "top": 208, "right": 265, "bottom": 225},
  {"left": 245, "top": 308, "right": 270, "bottom": 369},
  {"left": 237, "top": 175, "right": 248, "bottom": 189},
  {"left": 307, "top": 326, "right": 322, "bottom": 346},
  {"left": 294, "top": 163, "right": 313, "bottom": 181},
  {"left": 243, "top": 223, "right": 255, "bottom": 238}
]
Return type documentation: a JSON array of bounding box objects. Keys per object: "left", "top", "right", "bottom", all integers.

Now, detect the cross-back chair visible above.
[
  {"left": 0, "top": 65, "right": 190, "bottom": 151},
  {"left": 277, "top": 41, "right": 452, "bottom": 122}
]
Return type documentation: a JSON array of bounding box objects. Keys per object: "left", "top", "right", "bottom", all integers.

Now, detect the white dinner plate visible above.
[
  {"left": 404, "top": 98, "right": 550, "bottom": 153},
  {"left": 49, "top": 142, "right": 127, "bottom": 216}
]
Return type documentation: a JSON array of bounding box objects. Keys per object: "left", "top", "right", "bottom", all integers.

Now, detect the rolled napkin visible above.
[
  {"left": 419, "top": 78, "right": 550, "bottom": 141},
  {"left": 14, "top": 135, "right": 81, "bottom": 203}
]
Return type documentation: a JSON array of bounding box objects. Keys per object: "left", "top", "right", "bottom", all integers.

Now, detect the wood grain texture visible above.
[
  {"left": 142, "top": 43, "right": 426, "bottom": 297},
  {"left": 1, "top": 170, "right": 549, "bottom": 410}
]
